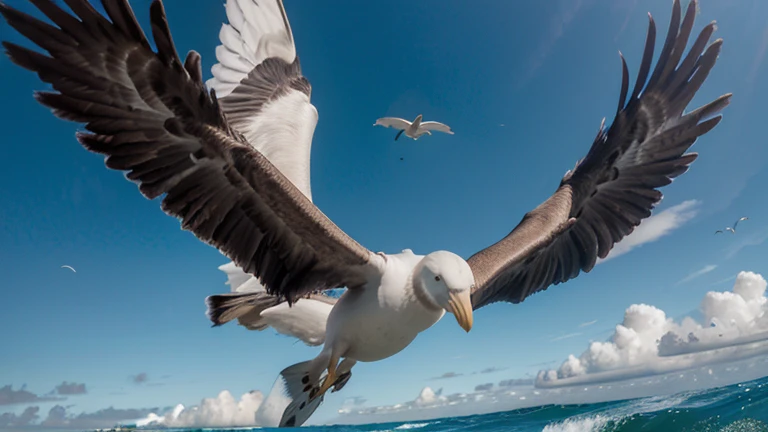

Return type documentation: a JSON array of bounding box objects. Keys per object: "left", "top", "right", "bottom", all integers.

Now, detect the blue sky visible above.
[{"left": 1, "top": 0, "right": 767, "bottom": 426}]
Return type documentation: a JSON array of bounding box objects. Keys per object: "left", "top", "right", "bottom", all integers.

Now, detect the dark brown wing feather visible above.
[
  {"left": 469, "top": 0, "right": 730, "bottom": 309},
  {"left": 0, "top": 0, "right": 374, "bottom": 303}
]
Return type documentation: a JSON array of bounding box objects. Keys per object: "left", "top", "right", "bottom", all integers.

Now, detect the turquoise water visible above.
[{"left": 146, "top": 375, "right": 768, "bottom": 431}]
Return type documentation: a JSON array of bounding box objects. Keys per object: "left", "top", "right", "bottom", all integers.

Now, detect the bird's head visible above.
[{"left": 413, "top": 251, "right": 475, "bottom": 332}]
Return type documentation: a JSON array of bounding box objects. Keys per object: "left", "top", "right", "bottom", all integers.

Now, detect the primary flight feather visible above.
[{"left": 1, "top": 0, "right": 729, "bottom": 427}]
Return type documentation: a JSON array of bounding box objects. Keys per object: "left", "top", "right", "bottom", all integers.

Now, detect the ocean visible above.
[{"left": 143, "top": 375, "right": 768, "bottom": 432}]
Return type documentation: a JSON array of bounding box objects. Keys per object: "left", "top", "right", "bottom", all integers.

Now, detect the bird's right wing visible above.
[
  {"left": 206, "top": 0, "right": 318, "bottom": 296},
  {"left": 374, "top": 117, "right": 411, "bottom": 131},
  {"left": 733, "top": 217, "right": 748, "bottom": 229},
  {"left": 468, "top": 0, "right": 729, "bottom": 309},
  {"left": 419, "top": 121, "right": 454, "bottom": 135},
  {"left": 1, "top": 0, "right": 379, "bottom": 305},
  {"left": 206, "top": 0, "right": 316, "bottom": 201}
]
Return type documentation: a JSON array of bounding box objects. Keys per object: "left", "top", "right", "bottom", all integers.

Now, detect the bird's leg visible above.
[
  {"left": 332, "top": 358, "right": 357, "bottom": 393},
  {"left": 310, "top": 354, "right": 339, "bottom": 402}
]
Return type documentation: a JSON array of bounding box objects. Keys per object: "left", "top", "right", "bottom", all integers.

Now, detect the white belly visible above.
[{"left": 325, "top": 251, "right": 444, "bottom": 362}]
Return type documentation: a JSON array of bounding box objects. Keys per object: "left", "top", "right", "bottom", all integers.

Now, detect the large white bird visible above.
[
  {"left": 374, "top": 114, "right": 454, "bottom": 140},
  {"left": 1, "top": 0, "right": 729, "bottom": 428}
]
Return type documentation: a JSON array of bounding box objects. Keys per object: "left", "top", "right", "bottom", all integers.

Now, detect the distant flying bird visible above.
[
  {"left": 715, "top": 216, "right": 748, "bottom": 234},
  {"left": 733, "top": 216, "right": 749, "bottom": 230},
  {"left": 60, "top": 265, "right": 76, "bottom": 273},
  {"left": 374, "top": 115, "right": 454, "bottom": 140},
  {"left": 1, "top": 0, "right": 729, "bottom": 428}
]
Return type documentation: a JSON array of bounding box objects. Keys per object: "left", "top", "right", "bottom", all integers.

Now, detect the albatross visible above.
[
  {"left": 374, "top": 114, "right": 454, "bottom": 140},
  {"left": 0, "top": 0, "right": 730, "bottom": 427}
]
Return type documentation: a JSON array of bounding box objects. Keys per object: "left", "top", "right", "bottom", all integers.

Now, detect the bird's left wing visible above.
[
  {"left": 1, "top": 0, "right": 377, "bottom": 305},
  {"left": 374, "top": 117, "right": 411, "bottom": 131},
  {"left": 206, "top": 0, "right": 316, "bottom": 201},
  {"left": 469, "top": 0, "right": 730, "bottom": 310},
  {"left": 419, "top": 121, "right": 454, "bottom": 135}
]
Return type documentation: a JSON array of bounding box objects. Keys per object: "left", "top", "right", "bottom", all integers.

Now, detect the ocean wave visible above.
[
  {"left": 394, "top": 423, "right": 432, "bottom": 429},
  {"left": 541, "top": 414, "right": 614, "bottom": 432}
]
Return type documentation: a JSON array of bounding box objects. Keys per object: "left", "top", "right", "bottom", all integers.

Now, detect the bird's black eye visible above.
[{"left": 435, "top": 276, "right": 441, "bottom": 282}]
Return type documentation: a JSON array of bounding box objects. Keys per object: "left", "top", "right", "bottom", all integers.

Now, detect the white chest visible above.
[{"left": 325, "top": 251, "right": 445, "bottom": 362}]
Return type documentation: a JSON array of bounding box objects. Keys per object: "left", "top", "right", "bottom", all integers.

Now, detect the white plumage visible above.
[
  {"left": 215, "top": 262, "right": 332, "bottom": 346},
  {"left": 374, "top": 114, "right": 455, "bottom": 140},
  {"left": 208, "top": 0, "right": 296, "bottom": 98}
]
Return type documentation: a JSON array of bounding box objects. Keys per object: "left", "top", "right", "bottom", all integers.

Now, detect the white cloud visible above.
[
  {"left": 414, "top": 387, "right": 446, "bottom": 407},
  {"left": 136, "top": 390, "right": 264, "bottom": 428},
  {"left": 551, "top": 333, "right": 583, "bottom": 342},
  {"left": 579, "top": 320, "right": 598, "bottom": 328},
  {"left": 599, "top": 200, "right": 700, "bottom": 263},
  {"left": 675, "top": 264, "right": 718, "bottom": 286},
  {"left": 0, "top": 405, "right": 163, "bottom": 430},
  {"left": 537, "top": 271, "right": 768, "bottom": 388},
  {"left": 333, "top": 353, "right": 768, "bottom": 426}
]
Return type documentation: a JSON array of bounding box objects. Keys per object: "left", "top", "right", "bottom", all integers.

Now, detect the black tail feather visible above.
[{"left": 205, "top": 291, "right": 277, "bottom": 327}]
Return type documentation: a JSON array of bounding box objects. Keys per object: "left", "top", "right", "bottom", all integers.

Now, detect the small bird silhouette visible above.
[{"left": 715, "top": 216, "right": 748, "bottom": 234}]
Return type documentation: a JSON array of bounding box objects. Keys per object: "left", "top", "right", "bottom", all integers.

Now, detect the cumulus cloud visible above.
[
  {"left": 0, "top": 385, "right": 62, "bottom": 406},
  {"left": 0, "top": 405, "right": 161, "bottom": 430},
  {"left": 39, "top": 405, "right": 67, "bottom": 427},
  {"left": 599, "top": 200, "right": 700, "bottom": 263},
  {"left": 43, "top": 405, "right": 161, "bottom": 429},
  {"left": 414, "top": 387, "right": 446, "bottom": 408},
  {"left": 537, "top": 271, "right": 768, "bottom": 388},
  {"left": 337, "top": 396, "right": 368, "bottom": 415},
  {"left": 137, "top": 390, "right": 264, "bottom": 428},
  {"left": 53, "top": 382, "right": 86, "bottom": 396},
  {"left": 335, "top": 355, "right": 768, "bottom": 426},
  {"left": 676, "top": 265, "right": 718, "bottom": 286},
  {"left": 0, "top": 406, "right": 40, "bottom": 427}
]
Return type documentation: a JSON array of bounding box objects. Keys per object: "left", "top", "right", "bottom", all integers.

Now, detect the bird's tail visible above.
[
  {"left": 204, "top": 292, "right": 277, "bottom": 329},
  {"left": 275, "top": 361, "right": 326, "bottom": 427}
]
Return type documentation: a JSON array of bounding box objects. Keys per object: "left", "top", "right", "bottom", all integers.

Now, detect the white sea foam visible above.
[{"left": 542, "top": 414, "right": 613, "bottom": 432}]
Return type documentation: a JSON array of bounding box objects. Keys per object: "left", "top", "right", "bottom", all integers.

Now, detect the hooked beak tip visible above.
[{"left": 446, "top": 291, "right": 474, "bottom": 333}]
